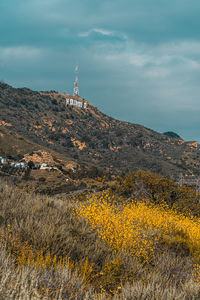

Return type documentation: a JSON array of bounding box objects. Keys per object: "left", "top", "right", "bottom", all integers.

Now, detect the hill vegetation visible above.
[
  {"left": 1, "top": 82, "right": 200, "bottom": 178},
  {"left": 0, "top": 126, "right": 110, "bottom": 195},
  {"left": 1, "top": 171, "right": 200, "bottom": 299},
  {"left": 0, "top": 125, "right": 71, "bottom": 164}
]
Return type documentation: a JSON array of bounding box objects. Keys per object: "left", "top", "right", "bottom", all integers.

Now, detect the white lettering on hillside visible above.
[{"left": 66, "top": 98, "right": 87, "bottom": 109}]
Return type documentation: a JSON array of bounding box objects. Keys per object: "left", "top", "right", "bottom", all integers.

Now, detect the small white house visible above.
[
  {"left": 40, "top": 163, "right": 55, "bottom": 170},
  {"left": 20, "top": 162, "right": 28, "bottom": 168},
  {"left": 0, "top": 158, "right": 7, "bottom": 164},
  {"left": 15, "top": 163, "right": 22, "bottom": 168},
  {"left": 40, "top": 163, "right": 48, "bottom": 170}
]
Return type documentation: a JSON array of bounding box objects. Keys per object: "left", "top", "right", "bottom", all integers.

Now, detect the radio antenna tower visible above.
[{"left": 73, "top": 65, "right": 79, "bottom": 96}]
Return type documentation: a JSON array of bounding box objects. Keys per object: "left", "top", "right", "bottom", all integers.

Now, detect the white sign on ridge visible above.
[{"left": 66, "top": 98, "right": 87, "bottom": 109}]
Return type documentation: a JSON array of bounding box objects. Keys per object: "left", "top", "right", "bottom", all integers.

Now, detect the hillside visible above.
[
  {"left": 0, "top": 125, "right": 71, "bottom": 163},
  {"left": 0, "top": 126, "right": 110, "bottom": 195},
  {"left": 0, "top": 81, "right": 200, "bottom": 177}
]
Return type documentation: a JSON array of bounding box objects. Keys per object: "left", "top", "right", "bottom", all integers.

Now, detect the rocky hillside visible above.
[
  {"left": 0, "top": 81, "right": 200, "bottom": 177},
  {"left": 0, "top": 125, "right": 73, "bottom": 166}
]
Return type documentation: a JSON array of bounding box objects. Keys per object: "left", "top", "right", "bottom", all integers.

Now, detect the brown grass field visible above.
[{"left": 1, "top": 172, "right": 200, "bottom": 299}]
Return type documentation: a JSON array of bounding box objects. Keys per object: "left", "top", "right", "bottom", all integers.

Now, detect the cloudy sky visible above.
[{"left": 1, "top": 0, "right": 200, "bottom": 141}]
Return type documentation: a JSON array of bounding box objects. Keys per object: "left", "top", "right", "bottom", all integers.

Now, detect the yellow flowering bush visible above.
[{"left": 75, "top": 191, "right": 200, "bottom": 264}]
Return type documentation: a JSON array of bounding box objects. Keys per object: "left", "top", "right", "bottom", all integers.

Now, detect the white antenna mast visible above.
[{"left": 73, "top": 65, "right": 79, "bottom": 96}]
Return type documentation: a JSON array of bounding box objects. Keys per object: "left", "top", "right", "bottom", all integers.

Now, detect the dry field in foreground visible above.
[{"left": 1, "top": 172, "right": 200, "bottom": 299}]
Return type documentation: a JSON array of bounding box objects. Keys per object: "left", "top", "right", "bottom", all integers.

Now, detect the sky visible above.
[{"left": 1, "top": 0, "right": 200, "bottom": 141}]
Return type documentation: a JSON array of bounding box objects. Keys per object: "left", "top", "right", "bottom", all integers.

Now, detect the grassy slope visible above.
[{"left": 1, "top": 173, "right": 200, "bottom": 299}]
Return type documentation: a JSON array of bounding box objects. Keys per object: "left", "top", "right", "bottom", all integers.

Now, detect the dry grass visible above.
[
  {"left": 0, "top": 243, "right": 95, "bottom": 299},
  {"left": 1, "top": 177, "right": 200, "bottom": 299}
]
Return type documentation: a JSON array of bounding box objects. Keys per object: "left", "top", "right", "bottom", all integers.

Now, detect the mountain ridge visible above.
[{"left": 0, "top": 81, "right": 200, "bottom": 177}]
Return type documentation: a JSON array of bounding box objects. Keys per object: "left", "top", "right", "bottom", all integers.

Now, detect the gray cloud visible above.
[{"left": 1, "top": 0, "right": 200, "bottom": 141}]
